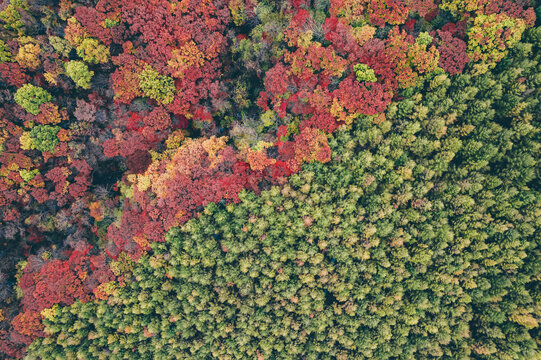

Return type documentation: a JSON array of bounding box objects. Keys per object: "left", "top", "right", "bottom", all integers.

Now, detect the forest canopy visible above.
[{"left": 0, "top": 0, "right": 539, "bottom": 359}]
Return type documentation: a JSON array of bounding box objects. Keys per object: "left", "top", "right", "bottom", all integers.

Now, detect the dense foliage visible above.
[
  {"left": 26, "top": 28, "right": 541, "bottom": 359},
  {"left": 0, "top": 0, "right": 539, "bottom": 358}
]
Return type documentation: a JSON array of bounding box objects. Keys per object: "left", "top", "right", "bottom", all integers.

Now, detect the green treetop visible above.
[
  {"left": 138, "top": 65, "right": 176, "bottom": 105},
  {"left": 14, "top": 84, "right": 53, "bottom": 115},
  {"left": 353, "top": 63, "right": 377, "bottom": 83},
  {"left": 65, "top": 60, "right": 94, "bottom": 89},
  {"left": 0, "top": 39, "right": 12, "bottom": 63},
  {"left": 29, "top": 125, "right": 60, "bottom": 153},
  {"left": 76, "top": 38, "right": 110, "bottom": 64}
]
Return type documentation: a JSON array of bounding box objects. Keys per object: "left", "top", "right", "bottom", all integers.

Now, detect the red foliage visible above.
[
  {"left": 11, "top": 312, "right": 45, "bottom": 339},
  {"left": 18, "top": 245, "right": 116, "bottom": 314},
  {"left": 68, "top": 182, "right": 87, "bottom": 199},
  {"left": 334, "top": 77, "right": 392, "bottom": 116},
  {"left": 102, "top": 138, "right": 120, "bottom": 157},
  {"left": 284, "top": 9, "right": 314, "bottom": 46},
  {"left": 74, "top": 6, "right": 113, "bottom": 45},
  {"left": 440, "top": 20, "right": 469, "bottom": 39},
  {"left": 37, "top": 103, "right": 64, "bottom": 125},
  {"left": 403, "top": 18, "right": 416, "bottom": 32},
  {"left": 436, "top": 30, "right": 470, "bottom": 75},
  {"left": 267, "top": 160, "right": 293, "bottom": 179},
  {"left": 246, "top": 149, "right": 276, "bottom": 171},
  {"left": 45, "top": 167, "right": 69, "bottom": 185},
  {"left": 115, "top": 0, "right": 229, "bottom": 120},
  {"left": 261, "top": 34, "right": 351, "bottom": 129},
  {"left": 405, "top": 0, "right": 437, "bottom": 17},
  {"left": 288, "top": 42, "right": 348, "bottom": 81},
  {"left": 106, "top": 205, "right": 150, "bottom": 261},
  {"left": 126, "top": 149, "right": 152, "bottom": 174},
  {"left": 131, "top": 138, "right": 253, "bottom": 229},
  {"left": 73, "top": 99, "right": 97, "bottom": 122},
  {"left": 0, "top": 63, "right": 29, "bottom": 88},
  {"left": 368, "top": 0, "right": 409, "bottom": 27},
  {"left": 10, "top": 243, "right": 117, "bottom": 353},
  {"left": 103, "top": 107, "right": 163, "bottom": 159},
  {"left": 19, "top": 258, "right": 84, "bottom": 312},
  {"left": 31, "top": 188, "right": 49, "bottom": 204},
  {"left": 263, "top": 63, "right": 293, "bottom": 101},
  {"left": 323, "top": 16, "right": 361, "bottom": 58},
  {"left": 289, "top": 127, "right": 331, "bottom": 171},
  {"left": 257, "top": 91, "right": 269, "bottom": 111},
  {"left": 0, "top": 330, "right": 23, "bottom": 358},
  {"left": 111, "top": 63, "right": 143, "bottom": 104},
  {"left": 329, "top": 0, "right": 370, "bottom": 25},
  {"left": 117, "top": 132, "right": 150, "bottom": 157},
  {"left": 142, "top": 106, "right": 171, "bottom": 131},
  {"left": 384, "top": 28, "right": 439, "bottom": 89},
  {"left": 424, "top": 7, "right": 440, "bottom": 22}
]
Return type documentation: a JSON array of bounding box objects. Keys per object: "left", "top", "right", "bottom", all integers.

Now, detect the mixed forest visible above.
[{"left": 0, "top": 0, "right": 539, "bottom": 359}]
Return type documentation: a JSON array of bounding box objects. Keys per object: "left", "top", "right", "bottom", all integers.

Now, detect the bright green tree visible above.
[
  {"left": 14, "top": 84, "right": 53, "bottom": 115},
  {"left": 138, "top": 65, "right": 176, "bottom": 105},
  {"left": 65, "top": 60, "right": 94, "bottom": 89},
  {"left": 0, "top": 39, "right": 12, "bottom": 63},
  {"left": 353, "top": 63, "right": 377, "bottom": 83},
  {"left": 76, "top": 38, "right": 110, "bottom": 64},
  {"left": 0, "top": 0, "right": 26, "bottom": 35},
  {"left": 29, "top": 125, "right": 60, "bottom": 153}
]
